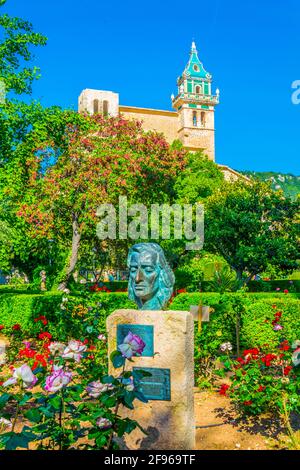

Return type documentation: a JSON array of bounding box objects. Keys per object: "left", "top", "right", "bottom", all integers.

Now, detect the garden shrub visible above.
[
  {"left": 241, "top": 298, "right": 300, "bottom": 350},
  {"left": 0, "top": 292, "right": 135, "bottom": 340},
  {"left": 247, "top": 280, "right": 300, "bottom": 293},
  {"left": 170, "top": 292, "right": 300, "bottom": 353}
]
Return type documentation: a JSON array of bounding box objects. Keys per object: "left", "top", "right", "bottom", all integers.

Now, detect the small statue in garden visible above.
[
  {"left": 127, "top": 242, "right": 175, "bottom": 310},
  {"left": 40, "top": 270, "right": 47, "bottom": 291}
]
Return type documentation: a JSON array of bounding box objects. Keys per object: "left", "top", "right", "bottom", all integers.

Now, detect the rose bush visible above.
[
  {"left": 0, "top": 318, "right": 150, "bottom": 450},
  {"left": 218, "top": 306, "right": 300, "bottom": 418}
]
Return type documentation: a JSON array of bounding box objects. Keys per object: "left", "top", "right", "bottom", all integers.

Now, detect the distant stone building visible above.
[{"left": 79, "top": 42, "right": 247, "bottom": 182}]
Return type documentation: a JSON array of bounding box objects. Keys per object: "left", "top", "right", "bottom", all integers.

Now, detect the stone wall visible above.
[{"left": 119, "top": 106, "right": 178, "bottom": 144}]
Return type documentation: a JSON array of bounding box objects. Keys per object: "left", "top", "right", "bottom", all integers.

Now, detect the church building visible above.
[{"left": 78, "top": 42, "right": 245, "bottom": 182}]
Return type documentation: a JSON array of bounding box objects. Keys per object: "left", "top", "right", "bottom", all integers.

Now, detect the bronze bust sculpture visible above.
[{"left": 127, "top": 243, "right": 175, "bottom": 310}]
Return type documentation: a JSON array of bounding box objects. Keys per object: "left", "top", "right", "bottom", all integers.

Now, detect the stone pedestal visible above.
[{"left": 106, "top": 309, "right": 195, "bottom": 450}]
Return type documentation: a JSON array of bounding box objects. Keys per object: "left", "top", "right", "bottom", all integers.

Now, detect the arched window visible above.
[
  {"left": 93, "top": 99, "right": 99, "bottom": 114},
  {"left": 195, "top": 85, "right": 202, "bottom": 94},
  {"left": 103, "top": 100, "right": 109, "bottom": 117},
  {"left": 201, "top": 112, "right": 206, "bottom": 127},
  {"left": 193, "top": 111, "right": 197, "bottom": 127}
]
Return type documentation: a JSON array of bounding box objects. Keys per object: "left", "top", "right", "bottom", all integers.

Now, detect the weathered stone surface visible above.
[{"left": 107, "top": 309, "right": 195, "bottom": 450}]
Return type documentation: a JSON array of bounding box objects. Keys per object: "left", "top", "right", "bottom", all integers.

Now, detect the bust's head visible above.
[{"left": 127, "top": 243, "right": 175, "bottom": 310}]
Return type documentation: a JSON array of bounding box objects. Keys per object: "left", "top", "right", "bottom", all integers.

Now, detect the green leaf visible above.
[
  {"left": 110, "top": 350, "right": 125, "bottom": 369},
  {"left": 24, "top": 408, "right": 41, "bottom": 423},
  {"left": 18, "top": 393, "right": 32, "bottom": 405},
  {"left": 49, "top": 395, "right": 62, "bottom": 410},
  {"left": 5, "top": 432, "right": 34, "bottom": 450},
  {"left": 95, "top": 434, "right": 108, "bottom": 448},
  {"left": 0, "top": 393, "right": 11, "bottom": 409}
]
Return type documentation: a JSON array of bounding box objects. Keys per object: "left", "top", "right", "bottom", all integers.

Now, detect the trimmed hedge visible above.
[
  {"left": 170, "top": 293, "right": 300, "bottom": 352},
  {"left": 0, "top": 291, "right": 299, "bottom": 354},
  {"left": 247, "top": 280, "right": 300, "bottom": 293},
  {"left": 0, "top": 292, "right": 134, "bottom": 337}
]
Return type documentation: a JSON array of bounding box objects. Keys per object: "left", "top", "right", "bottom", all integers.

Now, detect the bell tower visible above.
[{"left": 172, "top": 42, "right": 219, "bottom": 161}]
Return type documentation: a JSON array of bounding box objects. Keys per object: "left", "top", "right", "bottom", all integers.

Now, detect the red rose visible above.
[
  {"left": 279, "top": 341, "right": 290, "bottom": 351},
  {"left": 219, "top": 384, "right": 230, "bottom": 396},
  {"left": 12, "top": 324, "right": 21, "bottom": 330},
  {"left": 0, "top": 325, "right": 4, "bottom": 331},
  {"left": 284, "top": 289, "right": 289, "bottom": 294},
  {"left": 257, "top": 385, "right": 266, "bottom": 392},
  {"left": 38, "top": 332, "right": 52, "bottom": 341},
  {"left": 243, "top": 348, "right": 259, "bottom": 359},
  {"left": 261, "top": 354, "right": 277, "bottom": 367},
  {"left": 283, "top": 366, "right": 293, "bottom": 376},
  {"left": 244, "top": 400, "right": 253, "bottom": 406},
  {"left": 19, "top": 348, "right": 36, "bottom": 359}
]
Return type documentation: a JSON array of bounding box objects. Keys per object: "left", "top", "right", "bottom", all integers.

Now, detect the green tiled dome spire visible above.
[
  {"left": 182, "top": 41, "right": 211, "bottom": 80},
  {"left": 172, "top": 41, "right": 219, "bottom": 109}
]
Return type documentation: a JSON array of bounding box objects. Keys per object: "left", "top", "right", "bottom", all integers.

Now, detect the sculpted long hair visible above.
[{"left": 127, "top": 243, "right": 175, "bottom": 309}]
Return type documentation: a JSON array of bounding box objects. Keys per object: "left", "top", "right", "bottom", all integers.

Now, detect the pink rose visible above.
[
  {"left": 96, "top": 417, "right": 112, "bottom": 429},
  {"left": 45, "top": 366, "right": 72, "bottom": 392}
]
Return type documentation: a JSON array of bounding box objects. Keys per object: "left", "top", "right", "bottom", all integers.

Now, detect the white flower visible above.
[
  {"left": 86, "top": 380, "right": 114, "bottom": 398},
  {"left": 62, "top": 297, "right": 68, "bottom": 303},
  {"left": 60, "top": 304, "right": 66, "bottom": 310},
  {"left": 220, "top": 342, "right": 233, "bottom": 352},
  {"left": 3, "top": 364, "right": 37, "bottom": 389},
  {"left": 62, "top": 340, "right": 87, "bottom": 362},
  {"left": 0, "top": 418, "right": 12, "bottom": 431},
  {"left": 63, "top": 288, "right": 70, "bottom": 294}
]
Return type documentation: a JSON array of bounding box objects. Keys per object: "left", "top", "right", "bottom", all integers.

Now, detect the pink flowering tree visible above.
[{"left": 8, "top": 112, "right": 186, "bottom": 289}]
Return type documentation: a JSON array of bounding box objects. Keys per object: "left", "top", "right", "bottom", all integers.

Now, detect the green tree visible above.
[
  {"left": 174, "top": 151, "right": 224, "bottom": 204},
  {"left": 0, "top": 5, "right": 47, "bottom": 95},
  {"left": 204, "top": 180, "right": 300, "bottom": 286}
]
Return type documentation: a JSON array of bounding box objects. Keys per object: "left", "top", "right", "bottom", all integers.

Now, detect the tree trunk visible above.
[{"left": 58, "top": 215, "right": 81, "bottom": 291}]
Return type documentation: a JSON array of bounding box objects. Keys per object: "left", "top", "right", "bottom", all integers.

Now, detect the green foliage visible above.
[
  {"left": 170, "top": 292, "right": 300, "bottom": 353},
  {"left": 242, "top": 171, "right": 300, "bottom": 200},
  {"left": 0, "top": 10, "right": 47, "bottom": 95},
  {"left": 0, "top": 321, "right": 148, "bottom": 450},
  {"left": 205, "top": 180, "right": 300, "bottom": 284},
  {"left": 207, "top": 265, "right": 239, "bottom": 293},
  {"left": 174, "top": 152, "right": 224, "bottom": 204},
  {"left": 220, "top": 330, "right": 300, "bottom": 418},
  {"left": 247, "top": 280, "right": 300, "bottom": 293},
  {"left": 0, "top": 291, "right": 134, "bottom": 338},
  {"left": 241, "top": 298, "right": 300, "bottom": 350}
]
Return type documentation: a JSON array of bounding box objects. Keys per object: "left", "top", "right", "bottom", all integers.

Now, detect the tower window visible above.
[
  {"left": 93, "top": 99, "right": 99, "bottom": 114},
  {"left": 193, "top": 64, "right": 199, "bottom": 72},
  {"left": 201, "top": 112, "right": 206, "bottom": 127},
  {"left": 103, "top": 100, "right": 109, "bottom": 117},
  {"left": 195, "top": 85, "right": 202, "bottom": 94},
  {"left": 193, "top": 111, "right": 197, "bottom": 127}
]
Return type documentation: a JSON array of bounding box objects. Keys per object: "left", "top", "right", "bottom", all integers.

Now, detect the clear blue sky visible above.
[{"left": 3, "top": 0, "right": 300, "bottom": 175}]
